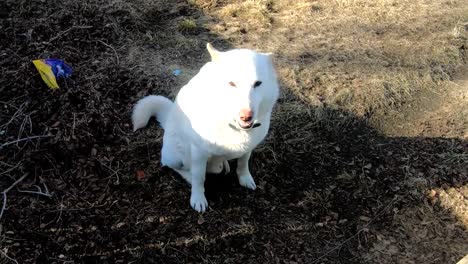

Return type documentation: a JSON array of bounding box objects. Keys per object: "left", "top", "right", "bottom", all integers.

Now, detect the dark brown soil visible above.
[{"left": 1, "top": 1, "right": 467, "bottom": 263}]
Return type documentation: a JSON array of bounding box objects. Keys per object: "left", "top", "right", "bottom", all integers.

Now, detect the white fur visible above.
[
  {"left": 131, "top": 95, "right": 172, "bottom": 131},
  {"left": 132, "top": 44, "right": 279, "bottom": 212}
]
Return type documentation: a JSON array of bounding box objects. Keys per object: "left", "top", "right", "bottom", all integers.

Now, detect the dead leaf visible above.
[
  {"left": 51, "top": 121, "right": 61, "bottom": 127},
  {"left": 136, "top": 170, "right": 145, "bottom": 181}
]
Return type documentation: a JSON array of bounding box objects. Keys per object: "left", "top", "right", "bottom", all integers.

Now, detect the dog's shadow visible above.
[
  {"left": 204, "top": 161, "right": 240, "bottom": 201},
  {"left": 157, "top": 160, "right": 241, "bottom": 202}
]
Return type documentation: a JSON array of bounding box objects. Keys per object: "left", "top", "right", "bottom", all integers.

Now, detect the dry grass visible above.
[
  {"left": 177, "top": 18, "right": 197, "bottom": 32},
  {"left": 200, "top": 0, "right": 468, "bottom": 127}
]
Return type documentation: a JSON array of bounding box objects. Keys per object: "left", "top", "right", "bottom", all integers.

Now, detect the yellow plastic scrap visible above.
[{"left": 32, "top": 59, "right": 60, "bottom": 89}]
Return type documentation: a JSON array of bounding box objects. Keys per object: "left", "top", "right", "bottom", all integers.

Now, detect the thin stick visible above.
[
  {"left": 0, "top": 192, "right": 6, "bottom": 221},
  {"left": 16, "top": 190, "right": 53, "bottom": 197},
  {"left": 17, "top": 115, "right": 29, "bottom": 142},
  {"left": 3, "top": 174, "right": 28, "bottom": 194},
  {"left": 72, "top": 112, "right": 76, "bottom": 138},
  {"left": 56, "top": 197, "right": 64, "bottom": 223},
  {"left": 0, "top": 174, "right": 28, "bottom": 220},
  {"left": 98, "top": 160, "right": 121, "bottom": 184},
  {"left": 17, "top": 189, "right": 52, "bottom": 197},
  {"left": 0, "top": 162, "right": 22, "bottom": 176},
  {"left": 48, "top": 25, "right": 92, "bottom": 43},
  {"left": 43, "top": 182, "right": 49, "bottom": 194},
  {"left": 310, "top": 196, "right": 399, "bottom": 264},
  {"left": 0, "top": 101, "right": 20, "bottom": 110},
  {"left": 0, "top": 161, "right": 17, "bottom": 168},
  {"left": 0, "top": 102, "right": 26, "bottom": 129},
  {"left": 0, "top": 135, "right": 51, "bottom": 149},
  {"left": 17, "top": 183, "right": 52, "bottom": 197},
  {"left": 98, "top": 40, "right": 120, "bottom": 65},
  {"left": 0, "top": 248, "right": 19, "bottom": 264}
]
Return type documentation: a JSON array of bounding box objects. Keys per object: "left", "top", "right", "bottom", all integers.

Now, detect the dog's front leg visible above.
[
  {"left": 237, "top": 151, "right": 256, "bottom": 190},
  {"left": 190, "top": 146, "right": 209, "bottom": 212}
]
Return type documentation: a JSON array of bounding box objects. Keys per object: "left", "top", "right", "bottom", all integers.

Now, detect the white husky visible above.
[{"left": 132, "top": 43, "right": 279, "bottom": 212}]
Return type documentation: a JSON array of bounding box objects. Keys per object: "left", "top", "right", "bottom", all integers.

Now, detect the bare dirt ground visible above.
[
  {"left": 380, "top": 64, "right": 468, "bottom": 139},
  {"left": 1, "top": 0, "right": 467, "bottom": 263}
]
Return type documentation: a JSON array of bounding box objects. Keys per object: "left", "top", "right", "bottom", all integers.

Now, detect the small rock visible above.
[
  {"left": 197, "top": 217, "right": 205, "bottom": 225},
  {"left": 359, "top": 216, "right": 371, "bottom": 222}
]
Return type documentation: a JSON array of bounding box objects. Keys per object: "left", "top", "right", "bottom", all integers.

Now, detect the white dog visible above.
[{"left": 132, "top": 43, "right": 279, "bottom": 212}]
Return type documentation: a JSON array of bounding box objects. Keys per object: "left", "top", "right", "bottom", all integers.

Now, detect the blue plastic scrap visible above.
[
  {"left": 172, "top": 69, "right": 182, "bottom": 76},
  {"left": 46, "top": 59, "right": 73, "bottom": 78}
]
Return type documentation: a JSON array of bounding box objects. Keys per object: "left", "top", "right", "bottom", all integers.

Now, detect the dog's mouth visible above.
[
  {"left": 229, "top": 120, "right": 261, "bottom": 131},
  {"left": 239, "top": 120, "right": 254, "bottom": 129}
]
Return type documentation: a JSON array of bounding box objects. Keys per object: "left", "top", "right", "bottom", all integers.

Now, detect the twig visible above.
[
  {"left": 72, "top": 112, "right": 76, "bottom": 139},
  {"left": 98, "top": 40, "right": 120, "bottom": 65},
  {"left": 48, "top": 25, "right": 92, "bottom": 43},
  {"left": 17, "top": 183, "right": 52, "bottom": 197},
  {"left": 310, "top": 196, "right": 399, "bottom": 264},
  {"left": 16, "top": 114, "right": 32, "bottom": 143},
  {"left": 0, "top": 162, "right": 22, "bottom": 176},
  {"left": 56, "top": 197, "right": 65, "bottom": 223},
  {"left": 0, "top": 192, "right": 6, "bottom": 221},
  {"left": 17, "top": 190, "right": 52, "bottom": 197},
  {"left": 0, "top": 102, "right": 26, "bottom": 129},
  {"left": 0, "top": 161, "right": 17, "bottom": 168},
  {"left": 0, "top": 135, "right": 51, "bottom": 149},
  {"left": 0, "top": 174, "right": 28, "bottom": 220},
  {"left": 97, "top": 159, "right": 121, "bottom": 184},
  {"left": 0, "top": 176, "right": 53, "bottom": 221},
  {"left": 2, "top": 174, "right": 28, "bottom": 194},
  {"left": 0, "top": 248, "right": 19, "bottom": 264},
  {"left": 43, "top": 153, "right": 58, "bottom": 172},
  {"left": 49, "top": 200, "right": 113, "bottom": 212},
  {"left": 0, "top": 101, "right": 20, "bottom": 110}
]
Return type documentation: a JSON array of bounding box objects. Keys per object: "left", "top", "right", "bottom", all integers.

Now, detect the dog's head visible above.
[{"left": 207, "top": 43, "right": 279, "bottom": 131}]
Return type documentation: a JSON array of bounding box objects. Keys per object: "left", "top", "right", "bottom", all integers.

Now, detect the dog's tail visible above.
[{"left": 132, "top": 95, "right": 173, "bottom": 131}]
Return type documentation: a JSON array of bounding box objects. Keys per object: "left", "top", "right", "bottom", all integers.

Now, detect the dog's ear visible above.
[{"left": 207, "top": 43, "right": 221, "bottom": 62}]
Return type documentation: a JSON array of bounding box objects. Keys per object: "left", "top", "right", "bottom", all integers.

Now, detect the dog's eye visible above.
[
  {"left": 229, "top": 81, "right": 236, "bottom": 87},
  {"left": 253, "top": 81, "right": 262, "bottom": 88}
]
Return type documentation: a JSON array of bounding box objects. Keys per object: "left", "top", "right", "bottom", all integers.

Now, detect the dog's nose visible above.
[{"left": 239, "top": 109, "right": 253, "bottom": 122}]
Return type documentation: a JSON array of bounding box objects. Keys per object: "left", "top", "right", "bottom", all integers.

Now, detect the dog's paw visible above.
[
  {"left": 190, "top": 192, "right": 208, "bottom": 213},
  {"left": 238, "top": 174, "right": 256, "bottom": 190},
  {"left": 223, "top": 160, "right": 230, "bottom": 174}
]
